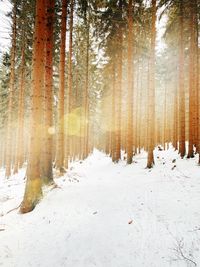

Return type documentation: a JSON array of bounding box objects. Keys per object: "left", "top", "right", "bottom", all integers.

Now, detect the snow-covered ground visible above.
[{"left": 1, "top": 147, "right": 200, "bottom": 267}]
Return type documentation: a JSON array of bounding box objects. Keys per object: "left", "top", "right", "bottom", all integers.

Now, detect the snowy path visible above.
[{"left": 1, "top": 148, "right": 200, "bottom": 267}]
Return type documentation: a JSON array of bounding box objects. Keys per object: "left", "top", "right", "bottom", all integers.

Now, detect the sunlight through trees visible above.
[{"left": 0, "top": 0, "right": 200, "bottom": 212}]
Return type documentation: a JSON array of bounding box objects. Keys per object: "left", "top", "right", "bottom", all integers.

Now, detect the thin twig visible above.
[
  {"left": 177, "top": 244, "right": 197, "bottom": 266},
  {"left": 172, "top": 239, "right": 197, "bottom": 266},
  {"left": 1, "top": 204, "right": 21, "bottom": 217}
]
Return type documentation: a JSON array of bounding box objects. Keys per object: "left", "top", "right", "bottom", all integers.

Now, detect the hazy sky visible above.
[{"left": 0, "top": 0, "right": 12, "bottom": 59}]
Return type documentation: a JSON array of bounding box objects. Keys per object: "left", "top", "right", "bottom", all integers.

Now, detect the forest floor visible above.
[{"left": 1, "top": 146, "right": 200, "bottom": 267}]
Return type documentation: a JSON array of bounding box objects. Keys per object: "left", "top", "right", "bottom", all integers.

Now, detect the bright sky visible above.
[
  {"left": 156, "top": 6, "right": 167, "bottom": 53},
  {"left": 0, "top": 0, "right": 12, "bottom": 60}
]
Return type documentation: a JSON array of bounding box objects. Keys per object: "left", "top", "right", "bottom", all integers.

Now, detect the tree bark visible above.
[
  {"left": 66, "top": 0, "right": 74, "bottom": 167},
  {"left": 13, "top": 31, "right": 26, "bottom": 174},
  {"left": 20, "top": 0, "right": 46, "bottom": 213},
  {"left": 178, "top": 1, "right": 186, "bottom": 158},
  {"left": 127, "top": 0, "right": 134, "bottom": 164},
  {"left": 5, "top": 0, "right": 17, "bottom": 178},
  {"left": 56, "top": 0, "right": 68, "bottom": 173},
  {"left": 187, "top": 0, "right": 197, "bottom": 158},
  {"left": 111, "top": 62, "right": 116, "bottom": 161},
  {"left": 147, "top": 0, "right": 156, "bottom": 168},
  {"left": 42, "top": 0, "right": 55, "bottom": 185},
  {"left": 115, "top": 0, "right": 123, "bottom": 162},
  {"left": 83, "top": 11, "right": 90, "bottom": 159}
]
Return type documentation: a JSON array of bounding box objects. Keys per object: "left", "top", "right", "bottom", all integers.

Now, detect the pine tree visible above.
[
  {"left": 187, "top": 0, "right": 198, "bottom": 158},
  {"left": 20, "top": 0, "right": 46, "bottom": 213},
  {"left": 56, "top": 0, "right": 68, "bottom": 174},
  {"left": 126, "top": 0, "right": 134, "bottom": 164},
  {"left": 146, "top": 0, "right": 156, "bottom": 168},
  {"left": 5, "top": 0, "right": 17, "bottom": 178},
  {"left": 66, "top": 0, "right": 74, "bottom": 167},
  {"left": 115, "top": 0, "right": 123, "bottom": 162},
  {"left": 42, "top": 0, "right": 55, "bottom": 185},
  {"left": 178, "top": 0, "right": 186, "bottom": 158}
]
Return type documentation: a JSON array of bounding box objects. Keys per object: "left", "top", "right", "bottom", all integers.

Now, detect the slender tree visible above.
[
  {"left": 66, "top": 0, "right": 74, "bottom": 167},
  {"left": 115, "top": 0, "right": 123, "bottom": 162},
  {"left": 83, "top": 9, "right": 90, "bottom": 159},
  {"left": 127, "top": 0, "right": 134, "bottom": 164},
  {"left": 111, "top": 61, "right": 116, "bottom": 161},
  {"left": 146, "top": 0, "right": 156, "bottom": 168},
  {"left": 188, "top": 0, "right": 198, "bottom": 158},
  {"left": 5, "top": 0, "right": 17, "bottom": 178},
  {"left": 13, "top": 31, "right": 26, "bottom": 174},
  {"left": 56, "top": 0, "right": 68, "bottom": 173},
  {"left": 178, "top": 0, "right": 186, "bottom": 158}
]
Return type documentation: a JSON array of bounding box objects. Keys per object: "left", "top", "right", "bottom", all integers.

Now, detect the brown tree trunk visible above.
[
  {"left": 56, "top": 0, "right": 68, "bottom": 173},
  {"left": 13, "top": 32, "right": 26, "bottom": 174},
  {"left": 66, "top": 0, "right": 74, "bottom": 168},
  {"left": 194, "top": 4, "right": 199, "bottom": 156},
  {"left": 178, "top": 1, "right": 186, "bottom": 158},
  {"left": 42, "top": 0, "right": 55, "bottom": 185},
  {"left": 83, "top": 13, "right": 90, "bottom": 159},
  {"left": 187, "top": 0, "right": 197, "bottom": 158},
  {"left": 173, "top": 82, "right": 178, "bottom": 150},
  {"left": 20, "top": 0, "right": 46, "bottom": 213},
  {"left": 147, "top": 0, "right": 156, "bottom": 168},
  {"left": 127, "top": 0, "right": 134, "bottom": 164},
  {"left": 115, "top": 0, "right": 123, "bottom": 162},
  {"left": 111, "top": 62, "right": 116, "bottom": 161},
  {"left": 163, "top": 84, "right": 167, "bottom": 150},
  {"left": 138, "top": 59, "right": 144, "bottom": 153}
]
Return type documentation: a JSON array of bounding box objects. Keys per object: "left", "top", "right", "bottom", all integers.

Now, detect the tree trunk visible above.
[
  {"left": 56, "top": 0, "right": 68, "bottom": 173},
  {"left": 13, "top": 31, "right": 26, "bottom": 174},
  {"left": 66, "top": 0, "right": 74, "bottom": 168},
  {"left": 173, "top": 82, "right": 178, "bottom": 150},
  {"left": 83, "top": 12, "right": 90, "bottom": 159},
  {"left": 5, "top": 0, "right": 17, "bottom": 178},
  {"left": 178, "top": 1, "right": 186, "bottom": 158},
  {"left": 42, "top": 0, "right": 55, "bottom": 185},
  {"left": 127, "top": 0, "right": 134, "bottom": 164},
  {"left": 20, "top": 0, "right": 45, "bottom": 213},
  {"left": 163, "top": 84, "right": 167, "bottom": 150},
  {"left": 115, "top": 0, "right": 123, "bottom": 162},
  {"left": 187, "top": 0, "right": 197, "bottom": 158},
  {"left": 147, "top": 0, "right": 156, "bottom": 168},
  {"left": 20, "top": 0, "right": 46, "bottom": 213},
  {"left": 111, "top": 62, "right": 116, "bottom": 161}
]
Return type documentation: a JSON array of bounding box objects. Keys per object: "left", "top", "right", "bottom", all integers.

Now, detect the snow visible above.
[{"left": 1, "top": 146, "right": 200, "bottom": 267}]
